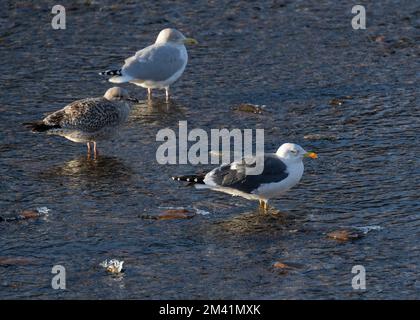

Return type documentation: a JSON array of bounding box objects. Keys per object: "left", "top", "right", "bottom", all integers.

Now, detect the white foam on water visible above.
[
  {"left": 353, "top": 225, "right": 383, "bottom": 234},
  {"left": 36, "top": 207, "right": 50, "bottom": 214},
  {"left": 194, "top": 208, "right": 211, "bottom": 216},
  {"left": 100, "top": 259, "right": 124, "bottom": 273}
]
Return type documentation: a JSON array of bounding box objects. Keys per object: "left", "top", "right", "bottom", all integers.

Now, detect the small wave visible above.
[{"left": 352, "top": 225, "right": 383, "bottom": 234}]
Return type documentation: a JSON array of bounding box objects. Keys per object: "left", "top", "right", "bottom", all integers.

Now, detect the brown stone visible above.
[
  {"left": 0, "top": 257, "right": 35, "bottom": 266},
  {"left": 329, "top": 98, "right": 344, "bottom": 106},
  {"left": 327, "top": 230, "right": 364, "bottom": 242},
  {"left": 272, "top": 261, "right": 300, "bottom": 275},
  {"left": 163, "top": 209, "right": 190, "bottom": 214},
  {"left": 273, "top": 262, "right": 289, "bottom": 269},
  {"left": 329, "top": 96, "right": 353, "bottom": 106},
  {"left": 20, "top": 210, "right": 40, "bottom": 219},
  {"left": 374, "top": 35, "right": 385, "bottom": 42},
  {"left": 157, "top": 209, "right": 196, "bottom": 220},
  {"left": 233, "top": 104, "right": 264, "bottom": 114}
]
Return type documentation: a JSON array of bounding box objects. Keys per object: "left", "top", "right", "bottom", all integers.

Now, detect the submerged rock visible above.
[
  {"left": 19, "top": 210, "right": 40, "bottom": 219},
  {"left": 0, "top": 257, "right": 36, "bottom": 266},
  {"left": 327, "top": 226, "right": 382, "bottom": 242},
  {"left": 140, "top": 208, "right": 196, "bottom": 220},
  {"left": 373, "top": 35, "right": 385, "bottom": 43},
  {"left": 232, "top": 103, "right": 265, "bottom": 114},
  {"left": 157, "top": 209, "right": 196, "bottom": 220},
  {"left": 326, "top": 229, "right": 364, "bottom": 242},
  {"left": 329, "top": 96, "right": 353, "bottom": 106},
  {"left": 0, "top": 207, "right": 50, "bottom": 223},
  {"left": 272, "top": 261, "right": 301, "bottom": 274},
  {"left": 273, "top": 262, "right": 290, "bottom": 269},
  {"left": 304, "top": 133, "right": 337, "bottom": 141}
]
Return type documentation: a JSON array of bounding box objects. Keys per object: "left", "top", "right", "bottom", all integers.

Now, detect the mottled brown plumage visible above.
[{"left": 24, "top": 87, "right": 137, "bottom": 158}]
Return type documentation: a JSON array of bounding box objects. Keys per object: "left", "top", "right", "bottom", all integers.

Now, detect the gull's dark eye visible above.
[{"left": 290, "top": 149, "right": 297, "bottom": 154}]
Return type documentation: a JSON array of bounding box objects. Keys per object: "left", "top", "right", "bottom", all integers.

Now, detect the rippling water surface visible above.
[{"left": 0, "top": 0, "right": 419, "bottom": 299}]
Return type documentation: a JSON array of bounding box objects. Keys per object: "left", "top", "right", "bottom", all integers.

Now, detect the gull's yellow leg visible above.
[
  {"left": 165, "top": 87, "right": 170, "bottom": 102},
  {"left": 87, "top": 142, "right": 91, "bottom": 159},
  {"left": 93, "top": 141, "right": 98, "bottom": 159},
  {"left": 263, "top": 201, "right": 269, "bottom": 212}
]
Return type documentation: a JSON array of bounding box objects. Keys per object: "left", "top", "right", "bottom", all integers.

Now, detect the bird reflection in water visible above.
[
  {"left": 39, "top": 156, "right": 133, "bottom": 185},
  {"left": 129, "top": 98, "right": 187, "bottom": 126},
  {"left": 209, "top": 208, "right": 292, "bottom": 236}
]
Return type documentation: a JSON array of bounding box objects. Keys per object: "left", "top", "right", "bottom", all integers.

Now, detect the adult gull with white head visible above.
[
  {"left": 100, "top": 28, "right": 198, "bottom": 102},
  {"left": 172, "top": 143, "right": 318, "bottom": 210}
]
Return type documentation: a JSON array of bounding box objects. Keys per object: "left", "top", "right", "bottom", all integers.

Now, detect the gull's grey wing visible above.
[
  {"left": 43, "top": 98, "right": 122, "bottom": 132},
  {"left": 122, "top": 44, "right": 186, "bottom": 82},
  {"left": 208, "top": 155, "right": 289, "bottom": 193}
]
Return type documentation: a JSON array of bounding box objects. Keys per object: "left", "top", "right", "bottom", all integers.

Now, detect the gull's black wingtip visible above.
[
  {"left": 171, "top": 175, "right": 205, "bottom": 184},
  {"left": 23, "top": 121, "right": 60, "bottom": 132}
]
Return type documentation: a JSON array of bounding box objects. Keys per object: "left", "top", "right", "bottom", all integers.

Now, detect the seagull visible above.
[
  {"left": 99, "top": 28, "right": 198, "bottom": 102},
  {"left": 24, "top": 87, "right": 138, "bottom": 158},
  {"left": 172, "top": 143, "right": 318, "bottom": 211}
]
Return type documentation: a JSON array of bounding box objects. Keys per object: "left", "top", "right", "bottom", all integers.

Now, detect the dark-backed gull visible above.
[{"left": 172, "top": 143, "right": 317, "bottom": 210}]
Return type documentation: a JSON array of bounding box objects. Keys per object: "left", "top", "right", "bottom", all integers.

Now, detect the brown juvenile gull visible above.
[
  {"left": 99, "top": 28, "right": 198, "bottom": 102},
  {"left": 24, "top": 87, "right": 138, "bottom": 158},
  {"left": 172, "top": 143, "right": 318, "bottom": 211}
]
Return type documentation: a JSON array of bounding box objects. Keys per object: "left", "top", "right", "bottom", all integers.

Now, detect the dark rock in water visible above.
[
  {"left": 163, "top": 208, "right": 190, "bottom": 214},
  {"left": 0, "top": 208, "right": 47, "bottom": 223},
  {"left": 0, "top": 257, "right": 36, "bottom": 266},
  {"left": 390, "top": 37, "right": 415, "bottom": 49},
  {"left": 272, "top": 261, "right": 302, "bottom": 274},
  {"left": 342, "top": 117, "right": 359, "bottom": 125},
  {"left": 158, "top": 209, "right": 196, "bottom": 220},
  {"left": 273, "top": 262, "right": 289, "bottom": 269},
  {"left": 327, "top": 229, "right": 364, "bottom": 242},
  {"left": 374, "top": 35, "right": 386, "bottom": 43},
  {"left": 141, "top": 208, "right": 196, "bottom": 220},
  {"left": 368, "top": 35, "right": 386, "bottom": 43},
  {"left": 232, "top": 103, "right": 265, "bottom": 114},
  {"left": 329, "top": 96, "right": 353, "bottom": 106},
  {"left": 329, "top": 98, "right": 343, "bottom": 106},
  {"left": 19, "top": 210, "right": 41, "bottom": 219},
  {"left": 304, "top": 134, "right": 337, "bottom": 141}
]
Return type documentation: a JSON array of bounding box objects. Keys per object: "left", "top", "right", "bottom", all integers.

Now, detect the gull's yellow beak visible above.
[
  {"left": 183, "top": 37, "right": 198, "bottom": 45},
  {"left": 304, "top": 152, "right": 318, "bottom": 159}
]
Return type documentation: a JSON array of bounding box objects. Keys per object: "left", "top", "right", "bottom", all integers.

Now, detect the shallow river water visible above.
[{"left": 0, "top": 0, "right": 419, "bottom": 299}]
